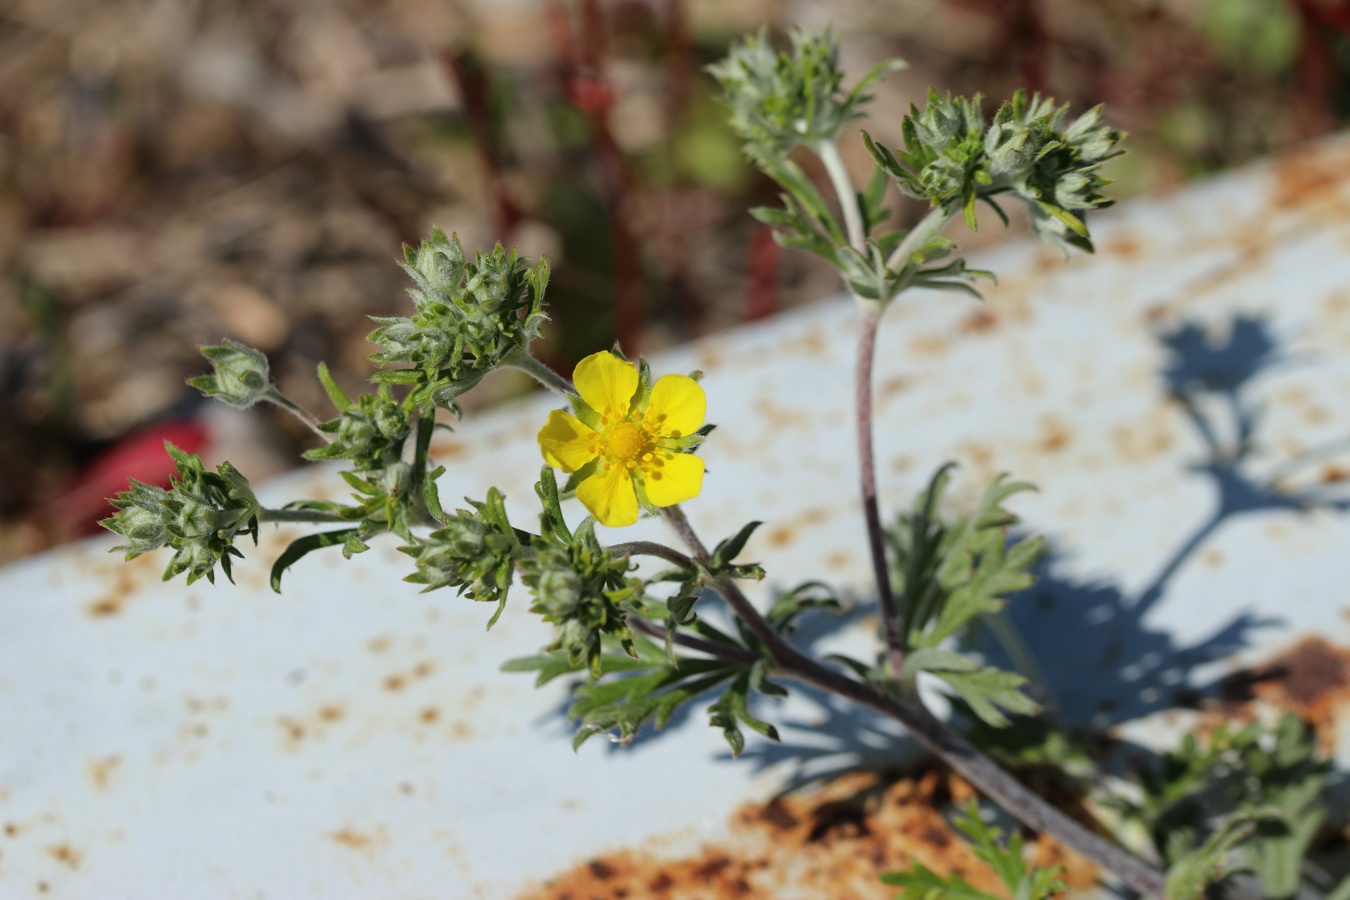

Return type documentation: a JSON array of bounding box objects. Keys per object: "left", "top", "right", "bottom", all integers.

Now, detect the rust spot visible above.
[
  {"left": 318, "top": 705, "right": 344, "bottom": 723},
  {"left": 279, "top": 718, "right": 305, "bottom": 743},
  {"left": 85, "top": 554, "right": 157, "bottom": 618},
  {"left": 877, "top": 376, "right": 910, "bottom": 404},
  {"left": 435, "top": 441, "right": 468, "bottom": 459},
  {"left": 4, "top": 822, "right": 18, "bottom": 837},
  {"left": 518, "top": 769, "right": 1096, "bottom": 899},
  {"left": 383, "top": 674, "right": 407, "bottom": 692},
  {"left": 88, "top": 755, "right": 121, "bottom": 791},
  {"left": 758, "top": 801, "right": 798, "bottom": 831},
  {"left": 412, "top": 661, "right": 435, "bottom": 679},
  {"left": 1323, "top": 465, "right": 1348, "bottom": 484},
  {"left": 908, "top": 334, "right": 950, "bottom": 357},
  {"left": 331, "top": 828, "right": 379, "bottom": 851},
  {"left": 1143, "top": 303, "right": 1171, "bottom": 326},
  {"left": 1039, "top": 418, "right": 1071, "bottom": 453},
  {"left": 87, "top": 571, "right": 133, "bottom": 617},
  {"left": 966, "top": 442, "right": 995, "bottom": 471},
  {"left": 420, "top": 707, "right": 440, "bottom": 724},
  {"left": 88, "top": 597, "right": 123, "bottom": 617},
  {"left": 960, "top": 310, "right": 999, "bottom": 335},
  {"left": 764, "top": 507, "right": 831, "bottom": 549},
  {"left": 37, "top": 883, "right": 49, "bottom": 894},
  {"left": 367, "top": 636, "right": 392, "bottom": 654},
  {"left": 1103, "top": 233, "right": 1141, "bottom": 258},
  {"left": 47, "top": 844, "right": 81, "bottom": 869},
  {"left": 1271, "top": 146, "right": 1348, "bottom": 210},
  {"left": 754, "top": 396, "right": 812, "bottom": 432},
  {"left": 824, "top": 550, "right": 851, "bottom": 571},
  {"left": 1201, "top": 549, "right": 1224, "bottom": 568},
  {"left": 1212, "top": 637, "right": 1350, "bottom": 751},
  {"left": 783, "top": 331, "right": 829, "bottom": 358},
  {"left": 694, "top": 345, "right": 725, "bottom": 373},
  {"left": 1254, "top": 638, "right": 1350, "bottom": 739},
  {"left": 1110, "top": 415, "right": 1176, "bottom": 463},
  {"left": 185, "top": 696, "right": 229, "bottom": 714}
]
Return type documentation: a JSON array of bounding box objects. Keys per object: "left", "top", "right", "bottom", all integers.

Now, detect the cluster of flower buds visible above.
[
  {"left": 988, "top": 92, "right": 1123, "bottom": 252},
  {"left": 521, "top": 519, "right": 643, "bottom": 677},
  {"left": 882, "top": 90, "right": 988, "bottom": 206},
  {"left": 708, "top": 28, "right": 899, "bottom": 158},
  {"left": 867, "top": 88, "right": 1123, "bottom": 252},
  {"left": 103, "top": 443, "right": 259, "bottom": 585},
  {"left": 402, "top": 488, "right": 521, "bottom": 626},
  {"left": 304, "top": 384, "right": 410, "bottom": 472},
  {"left": 368, "top": 228, "right": 549, "bottom": 413}
]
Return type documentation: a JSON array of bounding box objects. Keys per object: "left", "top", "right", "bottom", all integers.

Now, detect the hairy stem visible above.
[
  {"left": 659, "top": 505, "right": 711, "bottom": 558},
  {"left": 660, "top": 506, "right": 1165, "bottom": 897},
  {"left": 886, "top": 206, "right": 957, "bottom": 273},
  {"left": 509, "top": 350, "right": 575, "bottom": 398},
  {"left": 257, "top": 507, "right": 348, "bottom": 525},
  {"left": 265, "top": 389, "right": 331, "bottom": 442},
  {"left": 408, "top": 410, "right": 437, "bottom": 526},
  {"left": 856, "top": 302, "right": 907, "bottom": 677},
  {"left": 609, "top": 540, "right": 696, "bottom": 569},
  {"left": 626, "top": 615, "right": 759, "bottom": 664},
  {"left": 817, "top": 139, "right": 865, "bottom": 250}
]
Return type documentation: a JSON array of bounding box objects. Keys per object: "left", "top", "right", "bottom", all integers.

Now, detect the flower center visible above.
[{"left": 604, "top": 422, "right": 648, "bottom": 462}]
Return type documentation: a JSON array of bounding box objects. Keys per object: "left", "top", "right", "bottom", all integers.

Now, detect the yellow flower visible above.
[{"left": 538, "top": 351, "right": 706, "bottom": 527}]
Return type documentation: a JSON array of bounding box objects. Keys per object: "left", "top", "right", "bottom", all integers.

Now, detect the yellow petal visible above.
[
  {"left": 538, "top": 410, "right": 598, "bottom": 472},
  {"left": 646, "top": 374, "right": 705, "bottom": 439},
  {"left": 574, "top": 351, "right": 639, "bottom": 421},
  {"left": 577, "top": 463, "right": 639, "bottom": 527},
  {"left": 642, "top": 452, "right": 704, "bottom": 507}
]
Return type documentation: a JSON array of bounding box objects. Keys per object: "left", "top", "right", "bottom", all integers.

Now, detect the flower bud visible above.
[
  {"left": 167, "top": 540, "right": 217, "bottom": 584},
  {"left": 534, "top": 567, "right": 582, "bottom": 617},
  {"left": 189, "top": 340, "right": 272, "bottom": 409},
  {"left": 103, "top": 502, "right": 170, "bottom": 555},
  {"left": 986, "top": 121, "right": 1037, "bottom": 175}
]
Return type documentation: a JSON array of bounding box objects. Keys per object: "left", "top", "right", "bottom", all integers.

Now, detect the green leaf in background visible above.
[{"left": 881, "top": 799, "right": 1066, "bottom": 899}]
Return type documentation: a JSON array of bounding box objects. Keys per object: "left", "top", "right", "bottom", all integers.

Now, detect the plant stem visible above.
[
  {"left": 609, "top": 540, "right": 696, "bottom": 569},
  {"left": 408, "top": 410, "right": 437, "bottom": 526},
  {"left": 509, "top": 351, "right": 574, "bottom": 397},
  {"left": 886, "top": 206, "right": 956, "bottom": 272},
  {"left": 817, "top": 139, "right": 865, "bottom": 251},
  {"left": 626, "top": 614, "right": 759, "bottom": 664},
  {"left": 855, "top": 302, "right": 908, "bottom": 677},
  {"left": 659, "top": 505, "right": 710, "bottom": 557},
  {"left": 257, "top": 507, "right": 348, "bottom": 524},
  {"left": 659, "top": 506, "right": 1165, "bottom": 897},
  {"left": 265, "top": 389, "right": 331, "bottom": 442}
]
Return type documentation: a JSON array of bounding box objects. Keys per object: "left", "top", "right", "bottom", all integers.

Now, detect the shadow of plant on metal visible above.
[
  {"left": 716, "top": 314, "right": 1350, "bottom": 798},
  {"left": 977, "top": 315, "right": 1350, "bottom": 735}
]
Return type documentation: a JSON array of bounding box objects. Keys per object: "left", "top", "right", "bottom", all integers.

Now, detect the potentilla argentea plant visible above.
[{"left": 105, "top": 27, "right": 1321, "bottom": 900}]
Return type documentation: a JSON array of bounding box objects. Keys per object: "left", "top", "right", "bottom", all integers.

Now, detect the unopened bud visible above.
[{"left": 189, "top": 340, "right": 272, "bottom": 409}]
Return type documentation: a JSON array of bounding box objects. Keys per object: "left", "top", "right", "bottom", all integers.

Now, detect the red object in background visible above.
[
  {"left": 40, "top": 419, "right": 210, "bottom": 540},
  {"left": 744, "top": 225, "right": 780, "bottom": 323}
]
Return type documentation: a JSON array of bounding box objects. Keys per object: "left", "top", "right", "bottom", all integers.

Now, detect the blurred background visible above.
[{"left": 2, "top": 0, "right": 1348, "bottom": 562}]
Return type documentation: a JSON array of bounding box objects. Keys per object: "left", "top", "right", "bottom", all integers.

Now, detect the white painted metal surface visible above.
[{"left": 5, "top": 136, "right": 1350, "bottom": 897}]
